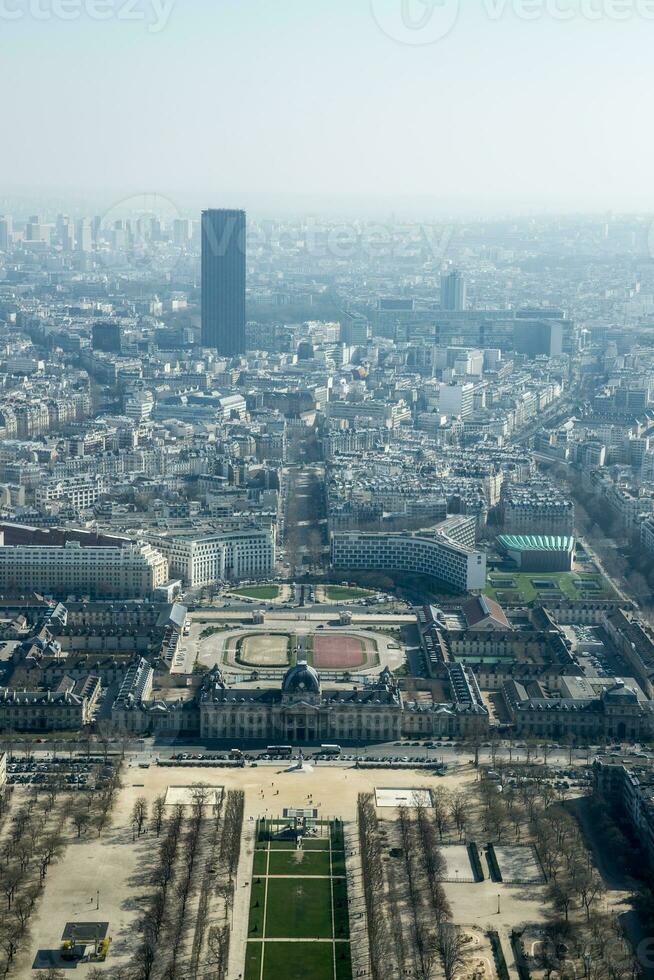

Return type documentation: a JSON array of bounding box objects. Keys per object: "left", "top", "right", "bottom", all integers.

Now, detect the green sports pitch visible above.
[{"left": 245, "top": 819, "right": 352, "bottom": 980}]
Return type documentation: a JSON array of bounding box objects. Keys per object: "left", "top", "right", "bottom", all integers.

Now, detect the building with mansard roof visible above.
[{"left": 111, "top": 659, "right": 489, "bottom": 741}]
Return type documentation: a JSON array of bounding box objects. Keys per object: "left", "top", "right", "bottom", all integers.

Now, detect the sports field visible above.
[
  {"left": 313, "top": 632, "right": 371, "bottom": 669},
  {"left": 238, "top": 633, "right": 290, "bottom": 667},
  {"left": 245, "top": 820, "right": 352, "bottom": 980}
]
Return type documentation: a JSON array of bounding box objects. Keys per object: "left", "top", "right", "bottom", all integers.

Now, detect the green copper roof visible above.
[{"left": 498, "top": 534, "right": 575, "bottom": 552}]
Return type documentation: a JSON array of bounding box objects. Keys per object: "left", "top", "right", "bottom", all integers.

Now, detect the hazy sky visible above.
[{"left": 2, "top": 0, "right": 653, "bottom": 214}]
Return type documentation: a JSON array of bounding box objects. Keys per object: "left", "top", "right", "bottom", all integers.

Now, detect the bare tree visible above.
[
  {"left": 436, "top": 922, "right": 469, "bottom": 980},
  {"left": 548, "top": 879, "right": 574, "bottom": 922},
  {"left": 431, "top": 788, "right": 450, "bottom": 841},
  {"left": 449, "top": 791, "right": 469, "bottom": 841},
  {"left": 71, "top": 807, "right": 91, "bottom": 838},
  {"left": 358, "top": 793, "right": 392, "bottom": 980},
  {"left": 151, "top": 794, "right": 166, "bottom": 837},
  {"left": 131, "top": 797, "right": 148, "bottom": 837}
]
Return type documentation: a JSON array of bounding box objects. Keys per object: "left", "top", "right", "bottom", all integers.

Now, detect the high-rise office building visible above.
[
  {"left": 92, "top": 320, "right": 123, "bottom": 353},
  {"left": 513, "top": 318, "right": 563, "bottom": 358},
  {"left": 440, "top": 270, "right": 467, "bottom": 312},
  {"left": 25, "top": 216, "right": 43, "bottom": 242},
  {"left": 201, "top": 208, "right": 246, "bottom": 356},
  {"left": 76, "top": 218, "right": 93, "bottom": 252},
  {"left": 173, "top": 218, "right": 192, "bottom": 247},
  {"left": 0, "top": 216, "right": 12, "bottom": 251},
  {"left": 438, "top": 381, "right": 475, "bottom": 418}
]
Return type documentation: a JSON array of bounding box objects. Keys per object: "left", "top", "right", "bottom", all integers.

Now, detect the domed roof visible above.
[{"left": 282, "top": 660, "right": 321, "bottom": 696}]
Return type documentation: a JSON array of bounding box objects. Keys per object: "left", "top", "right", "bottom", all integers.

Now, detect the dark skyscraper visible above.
[{"left": 201, "top": 209, "right": 246, "bottom": 356}]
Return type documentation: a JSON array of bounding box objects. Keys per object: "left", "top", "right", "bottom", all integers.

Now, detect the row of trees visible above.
[
  {"left": 135, "top": 802, "right": 185, "bottom": 980},
  {"left": 189, "top": 803, "right": 223, "bottom": 980},
  {"left": 398, "top": 804, "right": 468, "bottom": 980},
  {"left": 357, "top": 792, "right": 392, "bottom": 980},
  {"left": 357, "top": 791, "right": 468, "bottom": 980},
  {"left": 156, "top": 787, "right": 207, "bottom": 980},
  {"left": 0, "top": 780, "right": 68, "bottom": 976},
  {"left": 204, "top": 790, "right": 245, "bottom": 980},
  {"left": 135, "top": 787, "right": 243, "bottom": 980}
]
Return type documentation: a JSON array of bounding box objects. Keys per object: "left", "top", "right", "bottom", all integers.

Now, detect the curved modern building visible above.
[{"left": 330, "top": 525, "right": 486, "bottom": 593}]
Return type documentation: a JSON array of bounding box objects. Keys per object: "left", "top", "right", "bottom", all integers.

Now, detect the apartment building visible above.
[
  {"left": 501, "top": 482, "right": 575, "bottom": 534},
  {"left": 0, "top": 532, "right": 168, "bottom": 598},
  {"left": 641, "top": 515, "right": 654, "bottom": 557},
  {"left": 146, "top": 527, "right": 276, "bottom": 587},
  {"left": 594, "top": 761, "right": 654, "bottom": 872},
  {"left": 326, "top": 399, "right": 412, "bottom": 429},
  {"left": 35, "top": 475, "right": 107, "bottom": 511}
]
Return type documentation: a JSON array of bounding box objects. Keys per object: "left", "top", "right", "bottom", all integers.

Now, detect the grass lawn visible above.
[
  {"left": 265, "top": 877, "right": 333, "bottom": 938},
  {"left": 248, "top": 821, "right": 352, "bottom": 979},
  {"left": 262, "top": 942, "right": 335, "bottom": 980},
  {"left": 332, "top": 878, "right": 350, "bottom": 938},
  {"left": 248, "top": 876, "right": 266, "bottom": 936},
  {"left": 331, "top": 821, "right": 345, "bottom": 849},
  {"left": 245, "top": 942, "right": 263, "bottom": 980},
  {"left": 232, "top": 585, "right": 281, "bottom": 600},
  {"left": 335, "top": 944, "right": 353, "bottom": 980},
  {"left": 267, "top": 849, "right": 332, "bottom": 877},
  {"left": 253, "top": 850, "right": 268, "bottom": 875},
  {"left": 324, "top": 584, "right": 374, "bottom": 600},
  {"left": 485, "top": 570, "right": 613, "bottom": 603},
  {"left": 299, "top": 838, "right": 330, "bottom": 850},
  {"left": 331, "top": 849, "right": 346, "bottom": 877}
]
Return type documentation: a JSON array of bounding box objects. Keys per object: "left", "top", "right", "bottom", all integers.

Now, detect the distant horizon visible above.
[
  {"left": 2, "top": 3, "right": 653, "bottom": 216},
  {"left": 1, "top": 187, "right": 653, "bottom": 224}
]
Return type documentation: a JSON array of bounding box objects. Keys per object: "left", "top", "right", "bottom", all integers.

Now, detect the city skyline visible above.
[{"left": 1, "top": 4, "right": 654, "bottom": 978}]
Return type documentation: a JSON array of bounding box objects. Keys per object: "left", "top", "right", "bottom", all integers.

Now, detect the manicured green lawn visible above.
[
  {"left": 248, "top": 877, "right": 266, "bottom": 936},
  {"left": 262, "top": 942, "right": 335, "bottom": 980},
  {"left": 335, "top": 944, "right": 353, "bottom": 980},
  {"left": 232, "top": 585, "right": 281, "bottom": 600},
  {"left": 324, "top": 585, "right": 373, "bottom": 600},
  {"left": 485, "top": 570, "right": 613, "bottom": 603},
  {"left": 248, "top": 821, "right": 351, "bottom": 978},
  {"left": 332, "top": 878, "right": 350, "bottom": 939},
  {"left": 265, "top": 877, "right": 333, "bottom": 938},
  {"left": 331, "top": 849, "right": 346, "bottom": 877},
  {"left": 244, "top": 942, "right": 263, "bottom": 980},
  {"left": 267, "top": 849, "right": 332, "bottom": 877},
  {"left": 253, "top": 850, "right": 268, "bottom": 875},
  {"left": 300, "top": 838, "right": 330, "bottom": 850}
]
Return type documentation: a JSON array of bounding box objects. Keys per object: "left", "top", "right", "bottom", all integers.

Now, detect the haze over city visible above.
[
  {"left": 2, "top": 0, "right": 654, "bottom": 213},
  {"left": 2, "top": 3, "right": 654, "bottom": 980}
]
